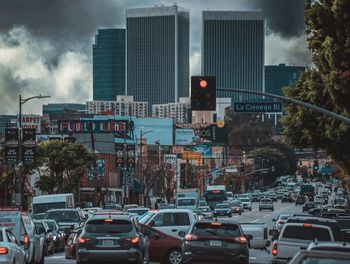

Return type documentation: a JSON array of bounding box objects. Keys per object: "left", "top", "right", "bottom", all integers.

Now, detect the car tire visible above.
[{"left": 166, "top": 248, "right": 182, "bottom": 264}]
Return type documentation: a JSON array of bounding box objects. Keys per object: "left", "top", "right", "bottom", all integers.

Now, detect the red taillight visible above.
[
  {"left": 211, "top": 222, "right": 222, "bottom": 226},
  {"left": 104, "top": 218, "right": 113, "bottom": 222},
  {"left": 264, "top": 228, "right": 268, "bottom": 240},
  {"left": 303, "top": 223, "right": 312, "bottom": 228},
  {"left": 23, "top": 234, "right": 29, "bottom": 249},
  {"left": 78, "top": 237, "right": 91, "bottom": 244},
  {"left": 185, "top": 234, "right": 198, "bottom": 241},
  {"left": 0, "top": 247, "right": 9, "bottom": 255},
  {"left": 272, "top": 243, "right": 278, "bottom": 256},
  {"left": 124, "top": 236, "right": 140, "bottom": 244},
  {"left": 234, "top": 236, "right": 247, "bottom": 244}
]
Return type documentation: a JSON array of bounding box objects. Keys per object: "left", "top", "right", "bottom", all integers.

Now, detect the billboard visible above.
[
  {"left": 22, "top": 128, "right": 36, "bottom": 165},
  {"left": 18, "top": 115, "right": 41, "bottom": 133},
  {"left": 175, "top": 123, "right": 228, "bottom": 145},
  {"left": 4, "top": 128, "right": 19, "bottom": 164}
]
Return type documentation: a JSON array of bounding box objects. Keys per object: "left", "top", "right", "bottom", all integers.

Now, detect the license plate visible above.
[
  {"left": 102, "top": 240, "right": 114, "bottom": 246},
  {"left": 210, "top": 240, "right": 222, "bottom": 247}
]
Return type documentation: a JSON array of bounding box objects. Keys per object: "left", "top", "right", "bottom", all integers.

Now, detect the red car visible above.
[
  {"left": 64, "top": 229, "right": 82, "bottom": 259},
  {"left": 139, "top": 223, "right": 183, "bottom": 264}
]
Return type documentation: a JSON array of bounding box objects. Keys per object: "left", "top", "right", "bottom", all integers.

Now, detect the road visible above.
[{"left": 45, "top": 200, "right": 303, "bottom": 264}]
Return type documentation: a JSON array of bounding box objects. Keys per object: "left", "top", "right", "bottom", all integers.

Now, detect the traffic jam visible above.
[{"left": 0, "top": 177, "right": 349, "bottom": 264}]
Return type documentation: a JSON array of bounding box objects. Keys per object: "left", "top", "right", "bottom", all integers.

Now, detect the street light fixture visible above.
[{"left": 17, "top": 94, "right": 50, "bottom": 209}]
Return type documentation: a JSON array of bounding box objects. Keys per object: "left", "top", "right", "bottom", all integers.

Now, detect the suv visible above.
[
  {"left": 44, "top": 208, "right": 85, "bottom": 233},
  {"left": 259, "top": 198, "right": 274, "bottom": 211},
  {"left": 76, "top": 215, "right": 148, "bottom": 264},
  {"left": 0, "top": 208, "right": 45, "bottom": 264},
  {"left": 182, "top": 220, "right": 250, "bottom": 264}
]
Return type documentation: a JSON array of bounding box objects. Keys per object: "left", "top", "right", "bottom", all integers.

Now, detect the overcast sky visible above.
[{"left": 0, "top": 0, "right": 311, "bottom": 115}]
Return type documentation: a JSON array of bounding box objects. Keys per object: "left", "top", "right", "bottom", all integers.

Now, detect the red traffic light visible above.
[{"left": 199, "top": 80, "right": 208, "bottom": 88}]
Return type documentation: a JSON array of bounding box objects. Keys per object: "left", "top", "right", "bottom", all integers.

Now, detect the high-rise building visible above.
[
  {"left": 93, "top": 29, "right": 125, "bottom": 101},
  {"left": 265, "top": 64, "right": 305, "bottom": 96},
  {"left": 152, "top": 97, "right": 191, "bottom": 123},
  {"left": 126, "top": 5, "right": 189, "bottom": 112},
  {"left": 86, "top": 96, "right": 148, "bottom": 118},
  {"left": 202, "top": 11, "right": 264, "bottom": 101}
]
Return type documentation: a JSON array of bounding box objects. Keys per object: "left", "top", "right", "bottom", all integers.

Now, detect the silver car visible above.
[
  {"left": 259, "top": 198, "right": 274, "bottom": 211},
  {"left": 0, "top": 227, "right": 26, "bottom": 264}
]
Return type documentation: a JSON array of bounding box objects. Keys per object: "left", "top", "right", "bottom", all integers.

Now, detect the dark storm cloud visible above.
[{"left": 251, "top": 0, "right": 306, "bottom": 38}]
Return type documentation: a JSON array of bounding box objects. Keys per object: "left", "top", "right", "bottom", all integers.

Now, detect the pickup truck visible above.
[
  {"left": 270, "top": 222, "right": 336, "bottom": 263},
  {"left": 241, "top": 223, "right": 270, "bottom": 250}
]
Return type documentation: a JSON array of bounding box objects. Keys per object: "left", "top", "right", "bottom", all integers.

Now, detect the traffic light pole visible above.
[{"left": 216, "top": 88, "right": 350, "bottom": 125}]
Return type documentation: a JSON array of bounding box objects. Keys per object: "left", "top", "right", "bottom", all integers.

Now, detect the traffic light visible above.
[
  {"left": 191, "top": 76, "right": 216, "bottom": 111},
  {"left": 313, "top": 160, "right": 319, "bottom": 171}
]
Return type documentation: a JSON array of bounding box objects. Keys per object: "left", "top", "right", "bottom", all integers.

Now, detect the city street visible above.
[{"left": 45, "top": 200, "right": 303, "bottom": 264}]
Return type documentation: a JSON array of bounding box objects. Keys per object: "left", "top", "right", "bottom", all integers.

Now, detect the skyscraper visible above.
[
  {"left": 202, "top": 11, "right": 264, "bottom": 101},
  {"left": 93, "top": 29, "right": 125, "bottom": 101},
  {"left": 126, "top": 5, "right": 189, "bottom": 112}
]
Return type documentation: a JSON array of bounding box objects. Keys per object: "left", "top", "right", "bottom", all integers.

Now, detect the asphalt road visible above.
[{"left": 45, "top": 201, "right": 303, "bottom": 264}]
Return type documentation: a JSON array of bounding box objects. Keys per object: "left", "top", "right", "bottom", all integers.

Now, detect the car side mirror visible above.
[
  {"left": 269, "top": 229, "right": 279, "bottom": 237},
  {"left": 178, "top": 231, "right": 186, "bottom": 238}
]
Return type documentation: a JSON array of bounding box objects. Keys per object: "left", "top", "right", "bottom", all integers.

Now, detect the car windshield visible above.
[
  {"left": 45, "top": 210, "right": 80, "bottom": 223},
  {"left": 302, "top": 258, "right": 350, "bottom": 264},
  {"left": 279, "top": 215, "right": 290, "bottom": 220},
  {"left": 240, "top": 198, "right": 250, "bottom": 202},
  {"left": 85, "top": 219, "right": 133, "bottom": 234},
  {"left": 192, "top": 222, "right": 240, "bottom": 238},
  {"left": 178, "top": 199, "right": 195, "bottom": 206}
]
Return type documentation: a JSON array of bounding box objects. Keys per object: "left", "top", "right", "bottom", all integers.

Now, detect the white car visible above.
[
  {"left": 138, "top": 209, "right": 196, "bottom": 239},
  {"left": 0, "top": 227, "right": 26, "bottom": 264},
  {"left": 239, "top": 198, "right": 252, "bottom": 211}
]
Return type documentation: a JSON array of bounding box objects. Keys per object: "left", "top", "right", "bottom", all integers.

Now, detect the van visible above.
[
  {"left": 0, "top": 208, "right": 45, "bottom": 263},
  {"left": 32, "top": 193, "right": 75, "bottom": 214}
]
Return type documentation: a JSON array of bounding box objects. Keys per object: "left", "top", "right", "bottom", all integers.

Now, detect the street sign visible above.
[
  {"left": 182, "top": 151, "right": 201, "bottom": 160},
  {"left": 225, "top": 168, "right": 238, "bottom": 173},
  {"left": 164, "top": 154, "right": 177, "bottom": 163},
  {"left": 233, "top": 101, "right": 282, "bottom": 113}
]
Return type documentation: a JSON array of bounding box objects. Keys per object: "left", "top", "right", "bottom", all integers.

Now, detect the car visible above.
[
  {"left": 138, "top": 223, "right": 182, "bottom": 264},
  {"left": 43, "top": 219, "right": 66, "bottom": 252},
  {"left": 288, "top": 250, "right": 350, "bottom": 264},
  {"left": 227, "top": 200, "right": 244, "bottom": 215},
  {"left": 308, "top": 207, "right": 327, "bottom": 217},
  {"left": 334, "top": 197, "right": 347, "bottom": 205},
  {"left": 273, "top": 214, "right": 291, "bottom": 232},
  {"left": 314, "top": 195, "right": 325, "bottom": 205},
  {"left": 64, "top": 229, "right": 82, "bottom": 259},
  {"left": 276, "top": 192, "right": 285, "bottom": 200},
  {"left": 303, "top": 201, "right": 316, "bottom": 212},
  {"left": 307, "top": 241, "right": 350, "bottom": 252},
  {"left": 76, "top": 214, "right": 148, "bottom": 264},
  {"left": 44, "top": 208, "right": 86, "bottom": 234},
  {"left": 251, "top": 193, "right": 261, "bottom": 202},
  {"left": 281, "top": 194, "right": 293, "bottom": 203},
  {"left": 199, "top": 200, "right": 207, "bottom": 207},
  {"left": 295, "top": 195, "right": 308, "bottom": 205},
  {"left": 0, "top": 227, "right": 26, "bottom": 264},
  {"left": 181, "top": 220, "right": 250, "bottom": 264},
  {"left": 238, "top": 198, "right": 252, "bottom": 211},
  {"left": 33, "top": 220, "right": 55, "bottom": 256},
  {"left": 213, "top": 203, "right": 232, "bottom": 217},
  {"left": 198, "top": 206, "right": 213, "bottom": 219},
  {"left": 259, "top": 198, "right": 274, "bottom": 211},
  {"left": 0, "top": 208, "right": 45, "bottom": 264},
  {"left": 104, "top": 204, "right": 122, "bottom": 210}
]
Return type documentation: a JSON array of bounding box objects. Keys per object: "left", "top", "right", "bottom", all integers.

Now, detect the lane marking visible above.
[{"left": 251, "top": 218, "right": 261, "bottom": 223}]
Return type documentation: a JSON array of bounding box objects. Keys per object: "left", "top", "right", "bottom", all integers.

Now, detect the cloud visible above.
[
  {"left": 0, "top": 26, "right": 91, "bottom": 114},
  {"left": 190, "top": 51, "right": 201, "bottom": 76}
]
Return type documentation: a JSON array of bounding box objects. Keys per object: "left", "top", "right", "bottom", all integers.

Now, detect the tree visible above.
[
  {"left": 35, "top": 141, "right": 97, "bottom": 199},
  {"left": 282, "top": 0, "right": 350, "bottom": 174},
  {"left": 142, "top": 161, "right": 166, "bottom": 206},
  {"left": 224, "top": 107, "right": 274, "bottom": 150}
]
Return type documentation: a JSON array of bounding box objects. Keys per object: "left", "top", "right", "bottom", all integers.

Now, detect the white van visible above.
[
  {"left": 138, "top": 209, "right": 196, "bottom": 239},
  {"left": 0, "top": 208, "right": 45, "bottom": 263},
  {"left": 32, "top": 193, "right": 75, "bottom": 215}
]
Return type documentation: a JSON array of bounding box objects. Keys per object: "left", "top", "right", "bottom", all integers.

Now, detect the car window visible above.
[
  {"left": 6, "top": 231, "right": 14, "bottom": 243},
  {"left": 85, "top": 219, "right": 133, "bottom": 234},
  {"left": 302, "top": 258, "right": 349, "bottom": 264},
  {"left": 66, "top": 232, "right": 76, "bottom": 246},
  {"left": 283, "top": 226, "right": 331, "bottom": 241},
  {"left": 153, "top": 213, "right": 175, "bottom": 227},
  {"left": 192, "top": 223, "right": 240, "bottom": 238},
  {"left": 0, "top": 231, "right": 2, "bottom": 242},
  {"left": 174, "top": 213, "right": 190, "bottom": 226},
  {"left": 7, "top": 230, "right": 19, "bottom": 245},
  {"left": 22, "top": 215, "right": 35, "bottom": 237}
]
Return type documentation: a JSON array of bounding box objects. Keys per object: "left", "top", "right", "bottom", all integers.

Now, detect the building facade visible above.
[
  {"left": 265, "top": 64, "right": 305, "bottom": 96},
  {"left": 152, "top": 97, "right": 191, "bottom": 123},
  {"left": 93, "top": 29, "right": 125, "bottom": 101},
  {"left": 126, "top": 5, "right": 189, "bottom": 111},
  {"left": 86, "top": 96, "right": 148, "bottom": 118},
  {"left": 202, "top": 11, "right": 265, "bottom": 101}
]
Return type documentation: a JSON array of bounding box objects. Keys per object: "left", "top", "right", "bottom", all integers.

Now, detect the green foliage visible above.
[
  {"left": 35, "top": 141, "right": 97, "bottom": 194},
  {"left": 283, "top": 0, "right": 350, "bottom": 174}
]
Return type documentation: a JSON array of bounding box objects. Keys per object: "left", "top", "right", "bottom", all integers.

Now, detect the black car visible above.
[
  {"left": 295, "top": 195, "right": 308, "bottom": 205},
  {"left": 303, "top": 201, "right": 316, "bottom": 212},
  {"left": 34, "top": 220, "right": 55, "bottom": 256},
  {"left": 182, "top": 220, "right": 250, "bottom": 264},
  {"left": 281, "top": 194, "right": 293, "bottom": 203},
  {"left": 43, "top": 219, "right": 66, "bottom": 252},
  {"left": 76, "top": 215, "right": 148, "bottom": 264},
  {"left": 213, "top": 203, "right": 232, "bottom": 217},
  {"left": 44, "top": 208, "right": 86, "bottom": 234}
]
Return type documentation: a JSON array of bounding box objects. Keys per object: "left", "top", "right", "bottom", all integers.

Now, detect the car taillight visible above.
[
  {"left": 272, "top": 243, "right": 278, "bottom": 256},
  {"left": 264, "top": 228, "right": 268, "bottom": 240},
  {"left": 185, "top": 234, "right": 198, "bottom": 241},
  {"left": 0, "top": 247, "right": 9, "bottom": 255},
  {"left": 78, "top": 237, "right": 91, "bottom": 244},
  {"left": 303, "top": 223, "right": 312, "bottom": 228},
  {"left": 23, "top": 234, "right": 29, "bottom": 249},
  {"left": 234, "top": 236, "right": 247, "bottom": 244},
  {"left": 124, "top": 236, "right": 140, "bottom": 244}
]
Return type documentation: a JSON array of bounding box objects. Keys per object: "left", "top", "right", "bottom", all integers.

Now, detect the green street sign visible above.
[{"left": 233, "top": 101, "right": 282, "bottom": 113}]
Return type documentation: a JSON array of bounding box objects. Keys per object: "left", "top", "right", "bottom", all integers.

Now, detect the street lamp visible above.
[{"left": 17, "top": 94, "right": 50, "bottom": 209}]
